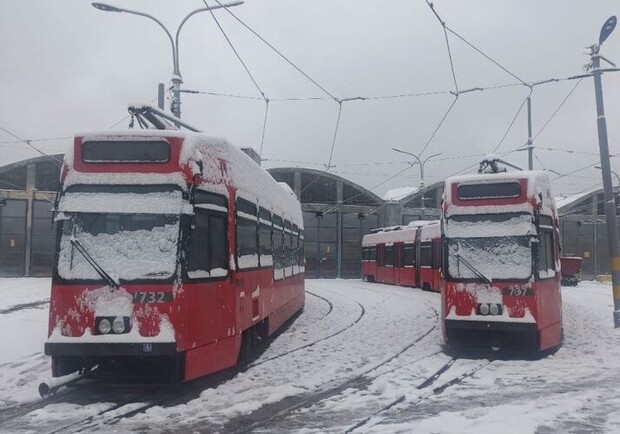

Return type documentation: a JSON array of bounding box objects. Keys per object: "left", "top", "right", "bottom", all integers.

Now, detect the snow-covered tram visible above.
[
  {"left": 361, "top": 221, "right": 442, "bottom": 292},
  {"left": 44, "top": 130, "right": 305, "bottom": 381},
  {"left": 441, "top": 171, "right": 562, "bottom": 352}
]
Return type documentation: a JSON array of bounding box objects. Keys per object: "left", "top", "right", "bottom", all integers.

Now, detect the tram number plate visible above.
[
  {"left": 502, "top": 287, "right": 533, "bottom": 297},
  {"left": 132, "top": 291, "right": 173, "bottom": 304}
]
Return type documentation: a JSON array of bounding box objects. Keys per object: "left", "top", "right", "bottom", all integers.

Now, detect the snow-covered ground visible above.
[{"left": 0, "top": 278, "right": 619, "bottom": 433}]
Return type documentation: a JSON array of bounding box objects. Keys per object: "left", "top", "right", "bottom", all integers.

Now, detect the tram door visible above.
[
  {"left": 414, "top": 227, "right": 422, "bottom": 288},
  {"left": 318, "top": 242, "right": 337, "bottom": 278}
]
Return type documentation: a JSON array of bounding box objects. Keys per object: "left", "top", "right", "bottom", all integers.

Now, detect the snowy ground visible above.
[{"left": 0, "top": 278, "right": 619, "bottom": 433}]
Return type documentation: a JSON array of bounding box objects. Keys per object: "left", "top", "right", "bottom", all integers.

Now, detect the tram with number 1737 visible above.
[{"left": 441, "top": 169, "right": 562, "bottom": 352}]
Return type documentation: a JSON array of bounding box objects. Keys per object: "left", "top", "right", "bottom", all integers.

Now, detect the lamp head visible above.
[
  {"left": 92, "top": 2, "right": 123, "bottom": 13},
  {"left": 599, "top": 16, "right": 617, "bottom": 45}
]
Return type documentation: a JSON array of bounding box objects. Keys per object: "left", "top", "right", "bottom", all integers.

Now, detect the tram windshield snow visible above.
[
  {"left": 445, "top": 213, "right": 535, "bottom": 281},
  {"left": 57, "top": 213, "right": 180, "bottom": 281}
]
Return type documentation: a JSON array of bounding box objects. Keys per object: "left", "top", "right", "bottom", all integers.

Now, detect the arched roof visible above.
[{"left": 267, "top": 167, "right": 383, "bottom": 206}]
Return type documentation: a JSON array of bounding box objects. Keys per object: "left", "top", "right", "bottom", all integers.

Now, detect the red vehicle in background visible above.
[
  {"left": 560, "top": 256, "right": 582, "bottom": 286},
  {"left": 361, "top": 220, "right": 441, "bottom": 292},
  {"left": 442, "top": 170, "right": 562, "bottom": 352},
  {"left": 45, "top": 130, "right": 305, "bottom": 382}
]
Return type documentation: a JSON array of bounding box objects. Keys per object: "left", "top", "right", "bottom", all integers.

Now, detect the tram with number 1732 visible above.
[{"left": 44, "top": 130, "right": 305, "bottom": 382}]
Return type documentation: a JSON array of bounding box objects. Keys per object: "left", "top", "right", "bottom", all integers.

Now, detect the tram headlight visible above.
[
  {"left": 489, "top": 304, "right": 500, "bottom": 316},
  {"left": 98, "top": 318, "right": 112, "bottom": 334},
  {"left": 479, "top": 303, "right": 490, "bottom": 315},
  {"left": 112, "top": 317, "right": 126, "bottom": 334}
]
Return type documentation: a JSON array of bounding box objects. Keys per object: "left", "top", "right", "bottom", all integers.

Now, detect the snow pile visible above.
[
  {"left": 58, "top": 191, "right": 192, "bottom": 215},
  {"left": 445, "top": 214, "right": 535, "bottom": 238}
]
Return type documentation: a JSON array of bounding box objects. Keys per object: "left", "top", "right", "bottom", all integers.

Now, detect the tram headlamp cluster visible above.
[
  {"left": 477, "top": 303, "right": 503, "bottom": 316},
  {"left": 98, "top": 318, "right": 112, "bottom": 334},
  {"left": 95, "top": 316, "right": 130, "bottom": 335}
]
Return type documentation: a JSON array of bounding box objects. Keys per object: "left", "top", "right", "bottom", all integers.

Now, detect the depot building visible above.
[{"left": 0, "top": 153, "right": 615, "bottom": 279}]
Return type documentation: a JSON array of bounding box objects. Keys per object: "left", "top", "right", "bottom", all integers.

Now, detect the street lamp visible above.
[
  {"left": 92, "top": 1, "right": 244, "bottom": 118},
  {"left": 586, "top": 15, "right": 620, "bottom": 327},
  {"left": 392, "top": 148, "right": 441, "bottom": 218},
  {"left": 391, "top": 148, "right": 441, "bottom": 188}
]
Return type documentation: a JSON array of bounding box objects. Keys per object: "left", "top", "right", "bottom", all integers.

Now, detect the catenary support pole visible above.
[
  {"left": 590, "top": 39, "right": 620, "bottom": 327},
  {"left": 527, "top": 96, "right": 533, "bottom": 170}
]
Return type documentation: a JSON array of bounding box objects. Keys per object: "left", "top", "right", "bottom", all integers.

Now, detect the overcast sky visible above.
[{"left": 1, "top": 0, "right": 619, "bottom": 197}]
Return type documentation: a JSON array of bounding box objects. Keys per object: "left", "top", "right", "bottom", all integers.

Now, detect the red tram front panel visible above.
[{"left": 441, "top": 171, "right": 562, "bottom": 351}]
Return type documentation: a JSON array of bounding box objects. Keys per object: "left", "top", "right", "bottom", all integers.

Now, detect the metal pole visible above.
[
  {"left": 527, "top": 96, "right": 533, "bottom": 170},
  {"left": 157, "top": 83, "right": 165, "bottom": 110},
  {"left": 591, "top": 45, "right": 620, "bottom": 327},
  {"left": 317, "top": 216, "right": 321, "bottom": 279}
]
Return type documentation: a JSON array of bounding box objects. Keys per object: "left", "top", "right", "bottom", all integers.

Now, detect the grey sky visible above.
[{"left": 1, "top": 0, "right": 618, "bottom": 197}]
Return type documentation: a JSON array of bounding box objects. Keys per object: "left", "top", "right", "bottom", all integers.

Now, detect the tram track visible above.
[
  {"left": 0, "top": 298, "right": 49, "bottom": 315},
  {"left": 244, "top": 297, "right": 365, "bottom": 370},
  {"left": 344, "top": 358, "right": 495, "bottom": 433},
  {"left": 222, "top": 305, "right": 440, "bottom": 433}
]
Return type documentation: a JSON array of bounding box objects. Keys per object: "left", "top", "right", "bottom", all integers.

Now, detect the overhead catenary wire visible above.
[
  {"left": 204, "top": 0, "right": 266, "bottom": 101},
  {"left": 202, "top": 0, "right": 272, "bottom": 157},
  {"left": 0, "top": 125, "right": 64, "bottom": 167},
  {"left": 491, "top": 89, "right": 532, "bottom": 153},
  {"left": 211, "top": 0, "right": 338, "bottom": 102},
  {"left": 534, "top": 78, "right": 584, "bottom": 140}
]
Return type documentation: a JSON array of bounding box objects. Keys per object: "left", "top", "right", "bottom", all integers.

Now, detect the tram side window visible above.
[
  {"left": 299, "top": 231, "right": 305, "bottom": 266},
  {"left": 369, "top": 246, "right": 377, "bottom": 261},
  {"left": 538, "top": 228, "right": 555, "bottom": 279},
  {"left": 384, "top": 245, "right": 394, "bottom": 267},
  {"left": 292, "top": 226, "right": 299, "bottom": 268},
  {"left": 395, "top": 244, "right": 404, "bottom": 268},
  {"left": 284, "top": 221, "right": 293, "bottom": 267},
  {"left": 188, "top": 210, "right": 228, "bottom": 279},
  {"left": 236, "top": 199, "right": 258, "bottom": 269},
  {"left": 362, "top": 247, "right": 369, "bottom": 261},
  {"left": 273, "top": 215, "right": 284, "bottom": 269},
  {"left": 420, "top": 243, "right": 432, "bottom": 267},
  {"left": 404, "top": 244, "right": 415, "bottom": 266},
  {"left": 259, "top": 208, "right": 272, "bottom": 267}
]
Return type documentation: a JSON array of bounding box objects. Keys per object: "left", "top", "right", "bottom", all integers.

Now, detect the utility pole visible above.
[
  {"left": 587, "top": 15, "right": 620, "bottom": 327},
  {"left": 527, "top": 96, "right": 533, "bottom": 170}
]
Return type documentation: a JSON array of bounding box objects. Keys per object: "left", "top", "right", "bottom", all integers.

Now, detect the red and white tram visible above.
[
  {"left": 45, "top": 130, "right": 305, "bottom": 381},
  {"left": 361, "top": 221, "right": 441, "bottom": 292},
  {"left": 441, "top": 171, "right": 562, "bottom": 351}
]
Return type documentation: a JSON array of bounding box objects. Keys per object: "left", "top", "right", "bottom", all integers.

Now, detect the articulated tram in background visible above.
[
  {"left": 442, "top": 171, "right": 562, "bottom": 352},
  {"left": 45, "top": 130, "right": 305, "bottom": 381},
  {"left": 361, "top": 221, "right": 441, "bottom": 292}
]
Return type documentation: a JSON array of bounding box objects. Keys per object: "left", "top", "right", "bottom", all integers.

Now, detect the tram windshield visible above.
[
  {"left": 57, "top": 213, "right": 180, "bottom": 281},
  {"left": 445, "top": 213, "right": 535, "bottom": 281},
  {"left": 55, "top": 185, "right": 185, "bottom": 282}
]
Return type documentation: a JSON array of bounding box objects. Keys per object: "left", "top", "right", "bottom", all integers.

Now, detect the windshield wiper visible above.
[
  {"left": 70, "top": 237, "right": 119, "bottom": 288},
  {"left": 454, "top": 252, "right": 493, "bottom": 284}
]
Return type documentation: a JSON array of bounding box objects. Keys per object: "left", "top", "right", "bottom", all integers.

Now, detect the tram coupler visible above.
[{"left": 38, "top": 369, "right": 87, "bottom": 398}]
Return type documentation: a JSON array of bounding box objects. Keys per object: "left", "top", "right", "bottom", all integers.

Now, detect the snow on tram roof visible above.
[
  {"left": 362, "top": 220, "right": 439, "bottom": 246},
  {"left": 446, "top": 170, "right": 552, "bottom": 198},
  {"left": 66, "top": 130, "right": 303, "bottom": 226},
  {"left": 444, "top": 170, "right": 556, "bottom": 216}
]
